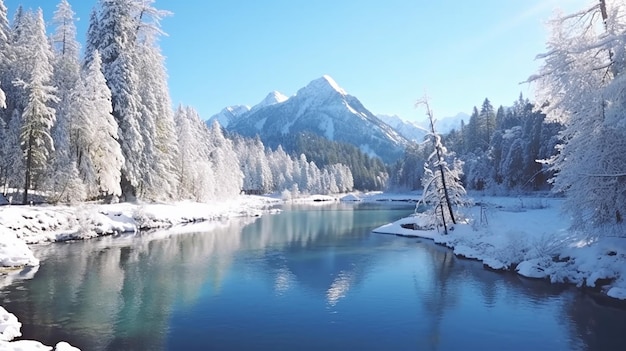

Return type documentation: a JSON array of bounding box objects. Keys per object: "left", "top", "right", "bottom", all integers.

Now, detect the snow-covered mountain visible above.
[
  {"left": 208, "top": 105, "right": 250, "bottom": 129},
  {"left": 222, "top": 75, "right": 409, "bottom": 163},
  {"left": 207, "top": 91, "right": 288, "bottom": 128},
  {"left": 378, "top": 112, "right": 470, "bottom": 142},
  {"left": 377, "top": 114, "right": 428, "bottom": 142}
]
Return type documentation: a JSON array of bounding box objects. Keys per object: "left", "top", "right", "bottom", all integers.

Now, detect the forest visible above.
[{"left": 390, "top": 94, "right": 562, "bottom": 194}]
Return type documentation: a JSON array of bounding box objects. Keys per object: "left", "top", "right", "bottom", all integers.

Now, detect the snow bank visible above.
[
  {"left": 339, "top": 193, "right": 361, "bottom": 202},
  {"left": 0, "top": 307, "right": 78, "bottom": 350},
  {"left": 373, "top": 196, "right": 626, "bottom": 301},
  {"left": 0, "top": 307, "right": 21, "bottom": 342},
  {"left": 0, "top": 195, "right": 280, "bottom": 269},
  {"left": 0, "top": 234, "right": 39, "bottom": 267}
]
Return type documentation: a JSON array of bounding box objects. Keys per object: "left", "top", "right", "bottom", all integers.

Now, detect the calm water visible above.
[{"left": 1, "top": 203, "right": 626, "bottom": 351}]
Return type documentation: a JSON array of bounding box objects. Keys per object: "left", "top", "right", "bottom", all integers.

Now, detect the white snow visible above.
[
  {"left": 320, "top": 75, "right": 347, "bottom": 95},
  {"left": 0, "top": 307, "right": 21, "bottom": 342},
  {"left": 0, "top": 234, "right": 39, "bottom": 267},
  {"left": 339, "top": 193, "right": 361, "bottom": 202},
  {"left": 1, "top": 306, "right": 78, "bottom": 350},
  {"left": 250, "top": 91, "right": 289, "bottom": 112},
  {"left": 373, "top": 195, "right": 626, "bottom": 300}
]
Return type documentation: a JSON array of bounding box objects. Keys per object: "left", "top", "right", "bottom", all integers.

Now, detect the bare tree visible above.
[{"left": 416, "top": 97, "right": 468, "bottom": 234}]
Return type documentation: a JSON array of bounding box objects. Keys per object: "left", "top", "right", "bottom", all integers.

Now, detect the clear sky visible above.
[{"left": 5, "top": 0, "right": 589, "bottom": 122}]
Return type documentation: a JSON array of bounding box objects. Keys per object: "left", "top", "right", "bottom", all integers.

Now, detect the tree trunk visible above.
[
  {"left": 23, "top": 132, "right": 34, "bottom": 205},
  {"left": 439, "top": 203, "right": 448, "bottom": 234}
]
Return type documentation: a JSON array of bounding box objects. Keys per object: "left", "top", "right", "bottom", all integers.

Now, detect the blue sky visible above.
[{"left": 5, "top": 0, "right": 589, "bottom": 122}]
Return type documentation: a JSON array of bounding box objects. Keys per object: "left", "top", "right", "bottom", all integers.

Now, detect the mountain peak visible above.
[
  {"left": 263, "top": 90, "right": 289, "bottom": 105},
  {"left": 298, "top": 75, "right": 347, "bottom": 97},
  {"left": 251, "top": 90, "right": 289, "bottom": 112}
]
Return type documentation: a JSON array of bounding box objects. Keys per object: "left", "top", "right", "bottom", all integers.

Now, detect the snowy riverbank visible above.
[
  {"left": 373, "top": 195, "right": 626, "bottom": 302},
  {"left": 0, "top": 196, "right": 280, "bottom": 267},
  {"left": 0, "top": 195, "right": 280, "bottom": 350}
]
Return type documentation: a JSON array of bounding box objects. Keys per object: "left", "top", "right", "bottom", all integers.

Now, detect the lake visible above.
[{"left": 1, "top": 202, "right": 625, "bottom": 350}]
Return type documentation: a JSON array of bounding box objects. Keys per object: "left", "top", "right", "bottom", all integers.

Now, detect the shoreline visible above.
[{"left": 372, "top": 196, "right": 626, "bottom": 305}]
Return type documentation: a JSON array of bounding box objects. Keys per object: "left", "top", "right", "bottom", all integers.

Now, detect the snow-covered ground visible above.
[
  {"left": 0, "top": 195, "right": 280, "bottom": 350},
  {"left": 372, "top": 194, "right": 626, "bottom": 301}
]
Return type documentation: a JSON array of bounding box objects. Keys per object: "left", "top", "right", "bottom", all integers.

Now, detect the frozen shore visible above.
[{"left": 372, "top": 195, "right": 626, "bottom": 302}]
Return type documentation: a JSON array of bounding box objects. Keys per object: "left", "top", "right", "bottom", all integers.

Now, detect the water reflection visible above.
[{"left": 0, "top": 203, "right": 625, "bottom": 351}]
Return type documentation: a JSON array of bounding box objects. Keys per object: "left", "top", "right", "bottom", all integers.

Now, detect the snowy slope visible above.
[
  {"left": 207, "top": 91, "right": 289, "bottom": 128},
  {"left": 226, "top": 75, "right": 409, "bottom": 163},
  {"left": 377, "top": 114, "right": 428, "bottom": 142}
]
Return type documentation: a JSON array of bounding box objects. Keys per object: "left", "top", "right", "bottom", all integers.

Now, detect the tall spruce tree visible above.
[
  {"left": 78, "top": 50, "right": 124, "bottom": 198},
  {"left": 97, "top": 0, "right": 144, "bottom": 200},
  {"left": 45, "top": 0, "right": 86, "bottom": 202},
  {"left": 0, "top": 0, "right": 9, "bottom": 110},
  {"left": 15, "top": 10, "right": 58, "bottom": 203}
]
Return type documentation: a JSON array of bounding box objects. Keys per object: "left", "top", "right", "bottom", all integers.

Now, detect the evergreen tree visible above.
[
  {"left": 98, "top": 0, "right": 144, "bottom": 200},
  {"left": 174, "top": 105, "right": 214, "bottom": 201},
  {"left": 479, "top": 98, "right": 496, "bottom": 148},
  {"left": 0, "top": 0, "right": 9, "bottom": 111},
  {"left": 45, "top": 0, "right": 86, "bottom": 202},
  {"left": 207, "top": 120, "right": 243, "bottom": 199},
  {"left": 495, "top": 105, "right": 505, "bottom": 130},
  {"left": 3, "top": 109, "right": 24, "bottom": 193},
  {"left": 78, "top": 50, "right": 124, "bottom": 198},
  {"left": 15, "top": 10, "right": 58, "bottom": 203},
  {"left": 134, "top": 41, "right": 178, "bottom": 200},
  {"left": 466, "top": 106, "right": 479, "bottom": 152},
  {"left": 83, "top": 9, "right": 101, "bottom": 69}
]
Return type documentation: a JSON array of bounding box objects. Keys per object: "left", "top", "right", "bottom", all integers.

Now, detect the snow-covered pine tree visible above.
[
  {"left": 417, "top": 98, "right": 468, "bottom": 234},
  {"left": 83, "top": 9, "right": 100, "bottom": 69},
  {"left": 235, "top": 136, "right": 273, "bottom": 194},
  {"left": 3, "top": 110, "right": 23, "bottom": 194},
  {"left": 45, "top": 0, "right": 86, "bottom": 203},
  {"left": 78, "top": 50, "right": 124, "bottom": 198},
  {"left": 267, "top": 144, "right": 295, "bottom": 192},
  {"left": 0, "top": 0, "right": 8, "bottom": 110},
  {"left": 530, "top": 0, "right": 626, "bottom": 233},
  {"left": 15, "top": 9, "right": 58, "bottom": 204},
  {"left": 0, "top": 0, "right": 5, "bottom": 186},
  {"left": 173, "top": 105, "right": 217, "bottom": 201},
  {"left": 207, "top": 120, "right": 243, "bottom": 199},
  {"left": 134, "top": 42, "right": 178, "bottom": 200},
  {"left": 98, "top": 0, "right": 144, "bottom": 200},
  {"left": 479, "top": 98, "right": 496, "bottom": 149}
]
